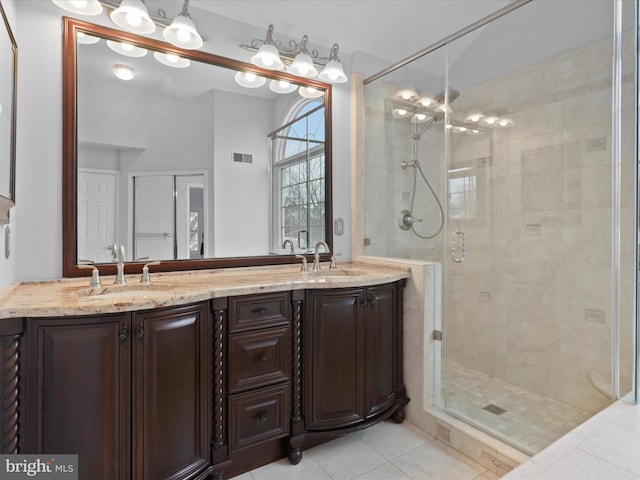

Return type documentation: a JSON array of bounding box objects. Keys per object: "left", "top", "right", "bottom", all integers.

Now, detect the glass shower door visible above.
[{"left": 442, "top": 0, "right": 620, "bottom": 454}]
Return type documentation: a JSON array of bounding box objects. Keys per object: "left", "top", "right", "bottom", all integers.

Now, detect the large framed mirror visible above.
[
  {"left": 62, "top": 17, "right": 333, "bottom": 277},
  {"left": 0, "top": 3, "right": 17, "bottom": 224}
]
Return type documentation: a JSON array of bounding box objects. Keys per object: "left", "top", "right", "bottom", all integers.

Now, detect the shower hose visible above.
[{"left": 408, "top": 160, "right": 445, "bottom": 239}]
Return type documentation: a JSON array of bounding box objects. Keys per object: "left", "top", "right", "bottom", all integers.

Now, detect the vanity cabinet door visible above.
[
  {"left": 305, "top": 288, "right": 366, "bottom": 430},
  {"left": 28, "top": 314, "right": 131, "bottom": 480},
  {"left": 365, "top": 283, "right": 397, "bottom": 418},
  {"left": 131, "top": 303, "right": 211, "bottom": 480}
]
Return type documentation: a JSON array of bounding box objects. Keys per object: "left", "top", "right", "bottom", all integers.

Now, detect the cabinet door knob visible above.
[
  {"left": 119, "top": 326, "right": 129, "bottom": 343},
  {"left": 137, "top": 325, "right": 145, "bottom": 341},
  {"left": 256, "top": 413, "right": 270, "bottom": 424},
  {"left": 256, "top": 352, "right": 270, "bottom": 365}
]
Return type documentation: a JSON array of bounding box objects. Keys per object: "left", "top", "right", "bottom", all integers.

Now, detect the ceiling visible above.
[{"left": 189, "top": 0, "right": 512, "bottom": 64}]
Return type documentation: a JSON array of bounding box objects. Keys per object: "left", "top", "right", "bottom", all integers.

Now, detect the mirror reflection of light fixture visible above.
[
  {"left": 241, "top": 25, "right": 347, "bottom": 84},
  {"left": 110, "top": 0, "right": 155, "bottom": 34},
  {"left": 392, "top": 108, "right": 409, "bottom": 119},
  {"left": 52, "top": 0, "right": 103, "bottom": 15},
  {"left": 298, "top": 86, "right": 324, "bottom": 99},
  {"left": 395, "top": 88, "right": 418, "bottom": 101},
  {"left": 107, "top": 40, "right": 148, "bottom": 57},
  {"left": 410, "top": 113, "right": 428, "bottom": 123},
  {"left": 269, "top": 79, "right": 297, "bottom": 94},
  {"left": 77, "top": 31, "right": 101, "bottom": 44},
  {"left": 234, "top": 71, "right": 266, "bottom": 89},
  {"left": 464, "top": 109, "right": 484, "bottom": 123},
  {"left": 112, "top": 64, "right": 135, "bottom": 80},
  {"left": 52, "top": 0, "right": 204, "bottom": 51},
  {"left": 153, "top": 51, "right": 190, "bottom": 68}
]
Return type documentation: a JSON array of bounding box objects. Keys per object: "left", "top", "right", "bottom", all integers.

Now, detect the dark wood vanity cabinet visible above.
[
  {"left": 25, "top": 303, "right": 212, "bottom": 480},
  {"left": 288, "top": 281, "right": 408, "bottom": 464}
]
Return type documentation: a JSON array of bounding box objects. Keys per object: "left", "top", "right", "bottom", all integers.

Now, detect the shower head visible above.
[{"left": 435, "top": 88, "right": 461, "bottom": 105}]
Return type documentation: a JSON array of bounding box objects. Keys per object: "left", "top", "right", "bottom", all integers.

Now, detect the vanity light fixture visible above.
[
  {"left": 52, "top": 0, "right": 103, "bottom": 16},
  {"left": 234, "top": 71, "right": 266, "bottom": 89},
  {"left": 162, "top": 1, "right": 203, "bottom": 50},
  {"left": 240, "top": 24, "right": 348, "bottom": 84},
  {"left": 153, "top": 51, "right": 190, "bottom": 68},
  {"left": 52, "top": 0, "right": 204, "bottom": 50},
  {"left": 107, "top": 40, "right": 148, "bottom": 57},
  {"left": 464, "top": 109, "right": 485, "bottom": 123},
  {"left": 110, "top": 0, "right": 155, "bottom": 34},
  {"left": 112, "top": 63, "right": 135, "bottom": 80}
]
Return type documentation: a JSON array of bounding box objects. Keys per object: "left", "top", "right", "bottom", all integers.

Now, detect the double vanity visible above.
[{"left": 0, "top": 261, "right": 410, "bottom": 480}]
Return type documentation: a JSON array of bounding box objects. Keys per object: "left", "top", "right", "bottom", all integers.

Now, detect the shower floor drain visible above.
[{"left": 483, "top": 404, "right": 507, "bottom": 415}]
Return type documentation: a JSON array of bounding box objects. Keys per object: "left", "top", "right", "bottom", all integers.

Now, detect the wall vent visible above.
[{"left": 233, "top": 152, "right": 253, "bottom": 164}]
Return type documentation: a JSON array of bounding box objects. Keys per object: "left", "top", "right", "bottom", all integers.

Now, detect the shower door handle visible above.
[{"left": 451, "top": 229, "right": 465, "bottom": 263}]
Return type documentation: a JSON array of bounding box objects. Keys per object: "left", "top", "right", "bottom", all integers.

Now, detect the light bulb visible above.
[
  {"left": 416, "top": 114, "right": 426, "bottom": 121},
  {"left": 126, "top": 11, "right": 142, "bottom": 27},
  {"left": 121, "top": 43, "right": 134, "bottom": 52},
  {"left": 71, "top": 0, "right": 87, "bottom": 7},
  {"left": 166, "top": 53, "right": 179, "bottom": 64},
  {"left": 245, "top": 72, "right": 257, "bottom": 82},
  {"left": 279, "top": 80, "right": 290, "bottom": 88},
  {"left": 398, "top": 109, "right": 407, "bottom": 116},
  {"left": 176, "top": 29, "right": 191, "bottom": 43}
]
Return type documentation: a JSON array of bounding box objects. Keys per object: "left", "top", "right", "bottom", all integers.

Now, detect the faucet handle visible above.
[
  {"left": 329, "top": 253, "right": 341, "bottom": 270},
  {"left": 78, "top": 264, "right": 102, "bottom": 288},
  {"left": 140, "top": 261, "right": 161, "bottom": 284},
  {"left": 295, "top": 255, "right": 308, "bottom": 272}
]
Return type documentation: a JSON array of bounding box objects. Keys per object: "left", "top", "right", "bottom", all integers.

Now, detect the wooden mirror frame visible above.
[
  {"left": 0, "top": 3, "right": 17, "bottom": 224},
  {"left": 62, "top": 17, "right": 333, "bottom": 277}
]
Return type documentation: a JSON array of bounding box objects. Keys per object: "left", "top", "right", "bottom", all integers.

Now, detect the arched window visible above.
[{"left": 270, "top": 98, "right": 325, "bottom": 252}]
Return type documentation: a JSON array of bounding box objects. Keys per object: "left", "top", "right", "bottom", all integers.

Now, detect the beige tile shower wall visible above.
[{"left": 447, "top": 33, "right": 635, "bottom": 414}]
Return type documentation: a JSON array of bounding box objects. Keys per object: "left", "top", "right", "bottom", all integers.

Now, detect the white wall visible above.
[{"left": 10, "top": 1, "right": 352, "bottom": 281}]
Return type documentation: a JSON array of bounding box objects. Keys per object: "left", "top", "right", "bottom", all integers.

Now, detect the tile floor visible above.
[
  {"left": 233, "top": 421, "right": 500, "bottom": 480},
  {"left": 446, "top": 362, "right": 596, "bottom": 454}
]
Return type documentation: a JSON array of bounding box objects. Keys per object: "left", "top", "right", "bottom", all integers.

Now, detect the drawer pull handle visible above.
[
  {"left": 251, "top": 307, "right": 269, "bottom": 317},
  {"left": 257, "top": 352, "right": 270, "bottom": 365},
  {"left": 256, "top": 413, "right": 270, "bottom": 424}
]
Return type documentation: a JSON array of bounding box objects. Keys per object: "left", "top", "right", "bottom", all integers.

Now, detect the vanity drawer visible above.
[
  {"left": 229, "top": 326, "right": 291, "bottom": 393},
  {"left": 229, "top": 292, "right": 291, "bottom": 332},
  {"left": 229, "top": 383, "right": 290, "bottom": 451}
]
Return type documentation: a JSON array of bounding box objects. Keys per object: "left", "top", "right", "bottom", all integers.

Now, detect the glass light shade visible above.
[
  {"left": 497, "top": 117, "right": 515, "bottom": 128},
  {"left": 77, "top": 32, "right": 101, "bottom": 45},
  {"left": 483, "top": 115, "right": 499, "bottom": 126},
  {"left": 153, "top": 52, "right": 190, "bottom": 68},
  {"left": 163, "top": 14, "right": 203, "bottom": 50},
  {"left": 396, "top": 88, "right": 418, "bottom": 101},
  {"left": 410, "top": 113, "right": 428, "bottom": 123},
  {"left": 107, "top": 40, "right": 148, "bottom": 58},
  {"left": 464, "top": 109, "right": 484, "bottom": 123},
  {"left": 110, "top": 0, "right": 156, "bottom": 35},
  {"left": 392, "top": 108, "right": 409, "bottom": 119},
  {"left": 235, "top": 71, "right": 266, "bottom": 88},
  {"left": 298, "top": 86, "right": 324, "bottom": 99},
  {"left": 52, "top": 0, "right": 103, "bottom": 15},
  {"left": 287, "top": 53, "right": 318, "bottom": 78},
  {"left": 113, "top": 64, "right": 135, "bottom": 81},
  {"left": 417, "top": 96, "right": 435, "bottom": 107},
  {"left": 251, "top": 44, "right": 284, "bottom": 70},
  {"left": 317, "top": 60, "right": 347, "bottom": 83},
  {"left": 269, "top": 79, "right": 297, "bottom": 94}
]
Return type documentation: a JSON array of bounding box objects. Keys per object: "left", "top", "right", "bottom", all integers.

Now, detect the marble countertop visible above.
[{"left": 0, "top": 260, "right": 410, "bottom": 318}]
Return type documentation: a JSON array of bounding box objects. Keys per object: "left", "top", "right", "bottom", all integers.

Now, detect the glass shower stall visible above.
[{"left": 362, "top": 0, "right": 637, "bottom": 454}]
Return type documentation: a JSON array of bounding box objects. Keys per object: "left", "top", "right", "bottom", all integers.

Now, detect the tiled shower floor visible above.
[{"left": 446, "top": 361, "right": 597, "bottom": 454}]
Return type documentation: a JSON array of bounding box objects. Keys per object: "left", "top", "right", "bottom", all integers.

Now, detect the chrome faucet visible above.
[
  {"left": 282, "top": 239, "right": 295, "bottom": 255},
  {"left": 313, "top": 241, "right": 331, "bottom": 271},
  {"left": 114, "top": 244, "right": 127, "bottom": 285}
]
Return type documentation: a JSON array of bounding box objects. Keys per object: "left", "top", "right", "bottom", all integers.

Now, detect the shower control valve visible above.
[{"left": 399, "top": 210, "right": 414, "bottom": 231}]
